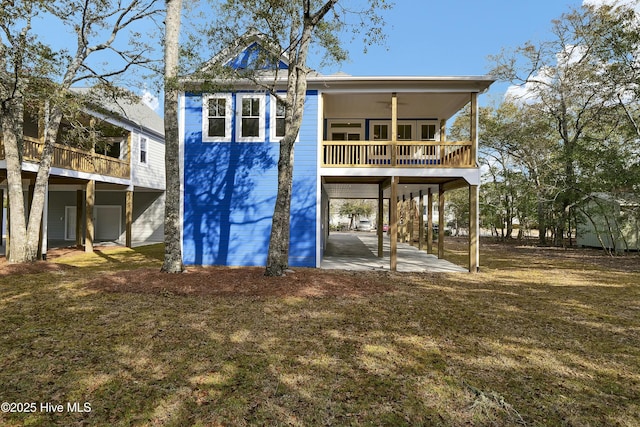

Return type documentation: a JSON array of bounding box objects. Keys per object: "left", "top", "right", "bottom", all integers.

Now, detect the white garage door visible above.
[
  {"left": 65, "top": 205, "right": 122, "bottom": 241},
  {"left": 95, "top": 206, "right": 122, "bottom": 241}
]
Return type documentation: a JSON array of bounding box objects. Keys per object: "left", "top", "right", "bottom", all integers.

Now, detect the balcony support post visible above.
[
  {"left": 391, "top": 93, "right": 397, "bottom": 167},
  {"left": 75, "top": 189, "right": 83, "bottom": 248},
  {"left": 377, "top": 183, "right": 384, "bottom": 258},
  {"left": 401, "top": 194, "right": 406, "bottom": 242},
  {"left": 469, "top": 184, "right": 479, "bottom": 273},
  {"left": 438, "top": 185, "right": 445, "bottom": 259},
  {"left": 418, "top": 190, "right": 424, "bottom": 250},
  {"left": 427, "top": 188, "right": 433, "bottom": 253},
  {"left": 126, "top": 189, "right": 133, "bottom": 248},
  {"left": 439, "top": 119, "right": 446, "bottom": 164},
  {"left": 390, "top": 176, "right": 398, "bottom": 271},
  {"left": 409, "top": 192, "right": 414, "bottom": 245},
  {"left": 471, "top": 92, "right": 478, "bottom": 166},
  {"left": 5, "top": 192, "right": 9, "bottom": 258},
  {"left": 85, "top": 180, "right": 95, "bottom": 253}
]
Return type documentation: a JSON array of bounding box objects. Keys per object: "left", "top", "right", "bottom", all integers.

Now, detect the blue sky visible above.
[
  {"left": 21, "top": 0, "right": 611, "bottom": 111},
  {"left": 317, "top": 0, "right": 585, "bottom": 104}
]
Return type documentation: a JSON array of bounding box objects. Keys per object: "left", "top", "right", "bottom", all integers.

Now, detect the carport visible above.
[
  {"left": 321, "top": 231, "right": 467, "bottom": 272},
  {"left": 321, "top": 175, "right": 478, "bottom": 273}
]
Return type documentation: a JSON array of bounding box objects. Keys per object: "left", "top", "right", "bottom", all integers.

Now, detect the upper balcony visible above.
[
  {"left": 322, "top": 140, "right": 473, "bottom": 168},
  {"left": 320, "top": 91, "right": 479, "bottom": 169},
  {"left": 0, "top": 107, "right": 131, "bottom": 180},
  {"left": 0, "top": 135, "right": 130, "bottom": 180}
]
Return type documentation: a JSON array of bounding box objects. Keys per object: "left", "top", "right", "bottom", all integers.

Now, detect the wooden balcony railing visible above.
[
  {"left": 0, "top": 136, "right": 130, "bottom": 179},
  {"left": 322, "top": 140, "right": 474, "bottom": 168}
]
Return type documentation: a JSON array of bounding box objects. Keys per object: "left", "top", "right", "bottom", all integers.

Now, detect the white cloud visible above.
[
  {"left": 583, "top": 0, "right": 640, "bottom": 11},
  {"left": 141, "top": 90, "right": 160, "bottom": 112},
  {"left": 504, "top": 66, "right": 555, "bottom": 104}
]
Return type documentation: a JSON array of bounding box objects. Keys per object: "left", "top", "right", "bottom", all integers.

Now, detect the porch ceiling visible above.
[
  {"left": 323, "top": 176, "right": 466, "bottom": 200},
  {"left": 323, "top": 92, "right": 473, "bottom": 121}
]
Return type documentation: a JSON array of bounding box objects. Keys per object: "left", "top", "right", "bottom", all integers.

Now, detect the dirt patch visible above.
[
  {"left": 0, "top": 258, "right": 73, "bottom": 276},
  {"left": 86, "top": 266, "right": 396, "bottom": 298}
]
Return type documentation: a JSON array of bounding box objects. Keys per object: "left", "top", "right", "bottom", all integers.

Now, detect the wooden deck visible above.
[
  {"left": 0, "top": 136, "right": 130, "bottom": 179},
  {"left": 321, "top": 140, "right": 474, "bottom": 168}
]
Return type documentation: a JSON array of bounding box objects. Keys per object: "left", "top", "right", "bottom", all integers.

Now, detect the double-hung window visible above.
[
  {"left": 203, "top": 94, "right": 232, "bottom": 142},
  {"left": 139, "top": 137, "right": 148, "bottom": 165},
  {"left": 270, "top": 97, "right": 286, "bottom": 141},
  {"left": 237, "top": 94, "right": 266, "bottom": 142},
  {"left": 418, "top": 120, "right": 438, "bottom": 141}
]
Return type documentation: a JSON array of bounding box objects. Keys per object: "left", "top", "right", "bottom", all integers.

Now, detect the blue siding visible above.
[{"left": 182, "top": 91, "right": 318, "bottom": 267}]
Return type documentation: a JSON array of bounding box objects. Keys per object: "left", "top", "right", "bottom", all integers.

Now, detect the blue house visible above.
[{"left": 179, "top": 38, "right": 494, "bottom": 272}]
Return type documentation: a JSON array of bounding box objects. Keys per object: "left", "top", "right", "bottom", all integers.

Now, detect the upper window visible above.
[
  {"left": 373, "top": 124, "right": 389, "bottom": 140},
  {"left": 139, "top": 137, "right": 148, "bottom": 165},
  {"left": 237, "top": 94, "right": 266, "bottom": 142},
  {"left": 203, "top": 94, "right": 232, "bottom": 142},
  {"left": 328, "top": 120, "right": 364, "bottom": 141},
  {"left": 418, "top": 120, "right": 439, "bottom": 141},
  {"left": 271, "top": 97, "right": 286, "bottom": 141},
  {"left": 397, "top": 123, "right": 413, "bottom": 141}
]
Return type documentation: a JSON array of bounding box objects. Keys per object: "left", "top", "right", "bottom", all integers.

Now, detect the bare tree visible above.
[{"left": 0, "top": 0, "right": 161, "bottom": 262}]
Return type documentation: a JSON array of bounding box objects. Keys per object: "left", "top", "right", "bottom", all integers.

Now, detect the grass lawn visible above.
[{"left": 0, "top": 240, "right": 638, "bottom": 426}]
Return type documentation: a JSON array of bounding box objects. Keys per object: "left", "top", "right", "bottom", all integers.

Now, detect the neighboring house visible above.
[
  {"left": 0, "top": 89, "right": 165, "bottom": 258},
  {"left": 577, "top": 193, "right": 639, "bottom": 252},
  {"left": 180, "top": 38, "right": 493, "bottom": 271}
]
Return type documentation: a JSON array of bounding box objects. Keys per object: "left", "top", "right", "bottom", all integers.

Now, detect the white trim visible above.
[
  {"left": 396, "top": 121, "right": 415, "bottom": 141},
  {"left": 202, "top": 93, "right": 232, "bottom": 142},
  {"left": 369, "top": 120, "right": 391, "bottom": 141},
  {"left": 138, "top": 135, "right": 148, "bottom": 166},
  {"left": 269, "top": 94, "right": 286, "bottom": 142},
  {"left": 316, "top": 91, "right": 324, "bottom": 267},
  {"left": 236, "top": 93, "right": 266, "bottom": 142},
  {"left": 417, "top": 120, "right": 439, "bottom": 141},
  {"left": 326, "top": 119, "right": 365, "bottom": 141},
  {"left": 320, "top": 167, "right": 482, "bottom": 185},
  {"left": 369, "top": 120, "right": 436, "bottom": 141},
  {"left": 269, "top": 94, "right": 299, "bottom": 143},
  {"left": 48, "top": 165, "right": 130, "bottom": 186},
  {"left": 315, "top": 88, "right": 486, "bottom": 94}
]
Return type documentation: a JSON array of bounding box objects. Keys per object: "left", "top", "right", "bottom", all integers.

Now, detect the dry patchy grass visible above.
[{"left": 0, "top": 241, "right": 638, "bottom": 426}]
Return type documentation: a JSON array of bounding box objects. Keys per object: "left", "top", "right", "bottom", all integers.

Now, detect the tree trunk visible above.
[
  {"left": 23, "top": 106, "right": 63, "bottom": 261},
  {"left": 161, "top": 0, "right": 184, "bottom": 273},
  {"left": 1, "top": 98, "right": 28, "bottom": 262},
  {"left": 263, "top": 1, "right": 338, "bottom": 276},
  {"left": 265, "top": 139, "right": 295, "bottom": 276},
  {"left": 537, "top": 195, "right": 547, "bottom": 245}
]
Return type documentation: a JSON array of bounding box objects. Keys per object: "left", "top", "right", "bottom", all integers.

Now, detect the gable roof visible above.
[
  {"left": 226, "top": 41, "right": 289, "bottom": 70},
  {"left": 71, "top": 87, "right": 164, "bottom": 138},
  {"left": 198, "top": 31, "right": 290, "bottom": 74}
]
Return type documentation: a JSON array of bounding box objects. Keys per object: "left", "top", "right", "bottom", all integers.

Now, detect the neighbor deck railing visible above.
[
  {"left": 0, "top": 136, "right": 130, "bottom": 179},
  {"left": 321, "top": 140, "right": 474, "bottom": 168}
]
